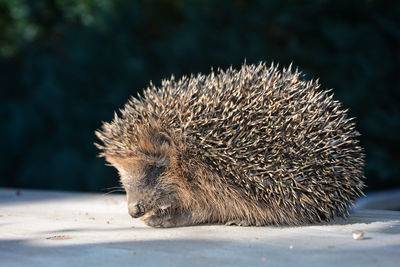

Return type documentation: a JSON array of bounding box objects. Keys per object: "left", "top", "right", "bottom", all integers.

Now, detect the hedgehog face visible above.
[{"left": 105, "top": 130, "right": 181, "bottom": 219}]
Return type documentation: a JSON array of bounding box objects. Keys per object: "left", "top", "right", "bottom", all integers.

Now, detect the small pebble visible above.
[
  {"left": 352, "top": 230, "right": 364, "bottom": 240},
  {"left": 289, "top": 245, "right": 293, "bottom": 249},
  {"left": 260, "top": 257, "right": 267, "bottom": 262}
]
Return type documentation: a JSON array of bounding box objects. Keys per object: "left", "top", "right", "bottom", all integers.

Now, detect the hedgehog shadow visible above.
[
  {"left": 201, "top": 210, "right": 399, "bottom": 229},
  {"left": 290, "top": 210, "right": 400, "bottom": 228}
]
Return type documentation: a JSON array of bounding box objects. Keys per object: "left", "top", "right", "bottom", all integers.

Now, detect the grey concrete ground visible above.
[{"left": 0, "top": 188, "right": 399, "bottom": 267}]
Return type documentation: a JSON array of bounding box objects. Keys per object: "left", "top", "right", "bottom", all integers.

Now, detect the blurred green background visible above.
[{"left": 1, "top": 0, "right": 399, "bottom": 193}]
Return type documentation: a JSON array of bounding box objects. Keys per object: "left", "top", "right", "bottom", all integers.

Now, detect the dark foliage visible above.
[{"left": 1, "top": 0, "right": 399, "bottom": 192}]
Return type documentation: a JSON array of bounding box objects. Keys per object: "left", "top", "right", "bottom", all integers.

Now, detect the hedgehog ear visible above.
[{"left": 157, "top": 131, "right": 173, "bottom": 148}]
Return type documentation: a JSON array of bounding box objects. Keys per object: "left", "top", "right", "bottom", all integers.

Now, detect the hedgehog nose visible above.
[{"left": 128, "top": 202, "right": 145, "bottom": 218}]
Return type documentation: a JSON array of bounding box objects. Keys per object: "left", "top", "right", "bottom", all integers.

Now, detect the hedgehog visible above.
[{"left": 95, "top": 62, "right": 365, "bottom": 227}]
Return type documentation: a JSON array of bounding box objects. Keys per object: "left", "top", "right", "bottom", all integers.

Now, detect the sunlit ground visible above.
[{"left": 1, "top": 188, "right": 399, "bottom": 266}]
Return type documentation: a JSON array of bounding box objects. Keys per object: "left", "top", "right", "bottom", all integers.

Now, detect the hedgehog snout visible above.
[{"left": 128, "top": 202, "right": 146, "bottom": 218}]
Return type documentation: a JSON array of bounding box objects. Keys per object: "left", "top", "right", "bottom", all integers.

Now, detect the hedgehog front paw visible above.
[
  {"left": 143, "top": 213, "right": 175, "bottom": 227},
  {"left": 143, "top": 210, "right": 193, "bottom": 228}
]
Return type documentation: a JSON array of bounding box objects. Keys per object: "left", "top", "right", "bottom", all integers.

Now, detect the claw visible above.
[{"left": 225, "top": 220, "right": 251, "bottom": 226}]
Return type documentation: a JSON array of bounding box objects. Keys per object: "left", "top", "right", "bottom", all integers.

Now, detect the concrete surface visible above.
[{"left": 0, "top": 188, "right": 399, "bottom": 267}]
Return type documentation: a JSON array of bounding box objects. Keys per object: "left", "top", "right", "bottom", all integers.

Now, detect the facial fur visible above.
[{"left": 104, "top": 127, "right": 184, "bottom": 222}]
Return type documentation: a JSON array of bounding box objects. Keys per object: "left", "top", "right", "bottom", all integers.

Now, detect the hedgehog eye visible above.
[
  {"left": 148, "top": 165, "right": 165, "bottom": 177},
  {"left": 143, "top": 165, "right": 165, "bottom": 186}
]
